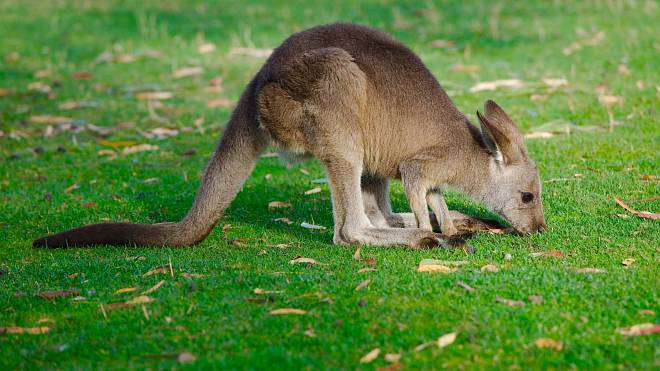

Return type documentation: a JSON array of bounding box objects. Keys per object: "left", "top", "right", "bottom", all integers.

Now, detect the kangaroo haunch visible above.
[{"left": 33, "top": 23, "right": 546, "bottom": 249}]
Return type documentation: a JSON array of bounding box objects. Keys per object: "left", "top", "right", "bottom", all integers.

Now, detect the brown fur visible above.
[{"left": 33, "top": 23, "right": 545, "bottom": 249}]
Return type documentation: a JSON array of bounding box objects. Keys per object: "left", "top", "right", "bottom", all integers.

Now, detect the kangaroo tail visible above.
[{"left": 33, "top": 78, "right": 268, "bottom": 248}]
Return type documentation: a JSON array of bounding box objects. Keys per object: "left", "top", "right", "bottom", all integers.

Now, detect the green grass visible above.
[{"left": 1, "top": 0, "right": 658, "bottom": 369}]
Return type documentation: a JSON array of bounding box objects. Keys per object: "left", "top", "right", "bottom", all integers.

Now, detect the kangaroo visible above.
[{"left": 33, "top": 23, "right": 546, "bottom": 249}]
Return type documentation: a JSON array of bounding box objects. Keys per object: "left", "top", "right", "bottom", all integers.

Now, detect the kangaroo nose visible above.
[{"left": 537, "top": 222, "right": 547, "bottom": 233}]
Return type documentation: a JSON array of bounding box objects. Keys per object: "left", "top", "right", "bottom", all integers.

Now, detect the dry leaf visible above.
[
  {"left": 99, "top": 140, "right": 138, "bottom": 148},
  {"left": 450, "top": 63, "right": 480, "bottom": 73},
  {"left": 142, "top": 280, "right": 165, "bottom": 295},
  {"left": 617, "top": 64, "right": 631, "bottom": 75},
  {"left": 417, "top": 260, "right": 458, "bottom": 273},
  {"left": 268, "top": 201, "right": 292, "bottom": 209},
  {"left": 229, "top": 47, "right": 273, "bottom": 58},
  {"left": 571, "top": 268, "right": 606, "bottom": 273},
  {"left": 480, "top": 264, "right": 499, "bottom": 272},
  {"left": 143, "top": 127, "right": 179, "bottom": 139},
  {"left": 413, "top": 341, "right": 434, "bottom": 352},
  {"left": 28, "top": 81, "right": 51, "bottom": 93},
  {"left": 71, "top": 71, "right": 93, "bottom": 80},
  {"left": 63, "top": 183, "right": 79, "bottom": 193},
  {"left": 616, "top": 323, "right": 660, "bottom": 336},
  {"left": 353, "top": 247, "right": 361, "bottom": 261},
  {"left": 104, "top": 295, "right": 154, "bottom": 311},
  {"left": 469, "top": 79, "right": 524, "bottom": 93},
  {"left": 429, "top": 39, "right": 454, "bottom": 48},
  {"left": 198, "top": 43, "right": 216, "bottom": 54},
  {"left": 273, "top": 217, "right": 293, "bottom": 225},
  {"left": 360, "top": 348, "right": 380, "bottom": 363},
  {"left": 535, "top": 338, "right": 564, "bottom": 351},
  {"left": 30, "top": 115, "right": 74, "bottom": 125},
  {"left": 268, "top": 308, "right": 307, "bottom": 315},
  {"left": 135, "top": 91, "right": 173, "bottom": 100},
  {"left": 0, "top": 326, "right": 50, "bottom": 335},
  {"left": 0, "top": 88, "right": 12, "bottom": 97},
  {"left": 528, "top": 295, "right": 543, "bottom": 304},
  {"left": 172, "top": 66, "right": 203, "bottom": 79},
  {"left": 253, "top": 288, "right": 283, "bottom": 295},
  {"left": 437, "top": 332, "right": 457, "bottom": 348},
  {"left": 38, "top": 289, "right": 80, "bottom": 300},
  {"left": 207, "top": 98, "right": 234, "bottom": 108},
  {"left": 300, "top": 222, "right": 326, "bottom": 230},
  {"left": 615, "top": 198, "right": 659, "bottom": 220},
  {"left": 496, "top": 296, "right": 525, "bottom": 307},
  {"left": 383, "top": 353, "right": 402, "bottom": 363},
  {"left": 598, "top": 95, "right": 624, "bottom": 106},
  {"left": 355, "top": 279, "right": 372, "bottom": 291},
  {"left": 542, "top": 78, "right": 569, "bottom": 88},
  {"left": 621, "top": 258, "right": 635, "bottom": 267},
  {"left": 142, "top": 264, "right": 170, "bottom": 277},
  {"left": 304, "top": 187, "right": 322, "bottom": 195},
  {"left": 289, "top": 257, "right": 318, "bottom": 265},
  {"left": 457, "top": 281, "right": 475, "bottom": 292},
  {"left": 530, "top": 251, "right": 565, "bottom": 258},
  {"left": 177, "top": 352, "right": 196, "bottom": 363},
  {"left": 114, "top": 287, "right": 138, "bottom": 295},
  {"left": 122, "top": 144, "right": 159, "bottom": 154},
  {"left": 358, "top": 268, "right": 377, "bottom": 273}
]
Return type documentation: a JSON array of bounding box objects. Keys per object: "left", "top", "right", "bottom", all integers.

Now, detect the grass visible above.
[{"left": 0, "top": 0, "right": 658, "bottom": 369}]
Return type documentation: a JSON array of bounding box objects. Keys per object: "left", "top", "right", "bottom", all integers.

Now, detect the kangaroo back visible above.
[{"left": 33, "top": 78, "right": 268, "bottom": 248}]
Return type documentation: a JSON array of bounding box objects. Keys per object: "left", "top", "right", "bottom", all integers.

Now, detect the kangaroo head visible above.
[{"left": 476, "top": 100, "right": 546, "bottom": 234}]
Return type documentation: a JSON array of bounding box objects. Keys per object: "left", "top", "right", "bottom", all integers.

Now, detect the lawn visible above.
[{"left": 0, "top": 0, "right": 658, "bottom": 369}]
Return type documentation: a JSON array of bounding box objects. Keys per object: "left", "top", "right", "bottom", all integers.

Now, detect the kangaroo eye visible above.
[{"left": 521, "top": 192, "right": 534, "bottom": 203}]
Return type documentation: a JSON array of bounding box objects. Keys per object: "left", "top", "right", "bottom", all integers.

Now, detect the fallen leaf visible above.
[
  {"left": 437, "top": 332, "right": 457, "bottom": 348},
  {"left": 360, "top": 348, "right": 380, "bottom": 363},
  {"left": 429, "top": 39, "right": 454, "bottom": 48},
  {"left": 229, "top": 47, "right": 273, "bottom": 58},
  {"left": 268, "top": 201, "right": 292, "bottom": 209},
  {"left": 355, "top": 279, "right": 372, "bottom": 291},
  {"left": 304, "top": 187, "right": 322, "bottom": 195},
  {"left": 469, "top": 79, "right": 524, "bottom": 93},
  {"left": 177, "top": 352, "right": 196, "bottom": 363},
  {"left": 142, "top": 280, "right": 165, "bottom": 295},
  {"left": 535, "top": 338, "right": 564, "bottom": 351},
  {"left": 414, "top": 341, "right": 434, "bottom": 352},
  {"left": 496, "top": 296, "right": 525, "bottom": 307},
  {"left": 571, "top": 268, "right": 607, "bottom": 273},
  {"left": 457, "top": 281, "right": 475, "bottom": 292},
  {"left": 300, "top": 222, "right": 326, "bottom": 230},
  {"left": 530, "top": 251, "right": 565, "bottom": 257},
  {"left": 143, "top": 177, "right": 159, "bottom": 184},
  {"left": 617, "top": 64, "right": 631, "bottom": 75},
  {"left": 417, "top": 260, "right": 458, "bottom": 273},
  {"left": 71, "top": 71, "right": 94, "bottom": 80},
  {"left": 104, "top": 295, "right": 154, "bottom": 311},
  {"left": 135, "top": 91, "right": 173, "bottom": 100},
  {"left": 30, "top": 115, "right": 74, "bottom": 125},
  {"left": 358, "top": 268, "right": 377, "bottom": 273},
  {"left": 99, "top": 140, "right": 139, "bottom": 148},
  {"left": 207, "top": 98, "right": 234, "bottom": 108},
  {"left": 143, "top": 127, "right": 179, "bottom": 139},
  {"left": 63, "top": 183, "right": 79, "bottom": 193},
  {"left": 122, "top": 144, "right": 159, "bottom": 154},
  {"left": 268, "top": 308, "right": 307, "bottom": 315},
  {"left": 450, "top": 64, "right": 480, "bottom": 73},
  {"left": 616, "top": 323, "right": 660, "bottom": 336},
  {"left": 639, "top": 309, "right": 655, "bottom": 316},
  {"left": 142, "top": 265, "right": 170, "bottom": 277},
  {"left": 542, "top": 78, "right": 569, "bottom": 88},
  {"left": 82, "top": 201, "right": 96, "bottom": 208},
  {"left": 28, "top": 82, "right": 52, "bottom": 93},
  {"left": 0, "top": 88, "right": 12, "bottom": 97},
  {"left": 598, "top": 95, "right": 624, "bottom": 106},
  {"left": 114, "top": 287, "right": 138, "bottom": 295},
  {"left": 615, "top": 198, "right": 659, "bottom": 220},
  {"left": 480, "top": 264, "right": 499, "bottom": 272},
  {"left": 172, "top": 66, "right": 204, "bottom": 79},
  {"left": 198, "top": 43, "right": 216, "bottom": 54},
  {"left": 289, "top": 257, "right": 318, "bottom": 265},
  {"left": 621, "top": 258, "right": 635, "bottom": 267},
  {"left": 273, "top": 217, "right": 293, "bottom": 224},
  {"left": 353, "top": 247, "right": 362, "bottom": 261},
  {"left": 253, "top": 288, "right": 283, "bottom": 295},
  {"left": 528, "top": 295, "right": 543, "bottom": 304},
  {"left": 38, "top": 289, "right": 80, "bottom": 300},
  {"left": 0, "top": 326, "right": 50, "bottom": 335}
]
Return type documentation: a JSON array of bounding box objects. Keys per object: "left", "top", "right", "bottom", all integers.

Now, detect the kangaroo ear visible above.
[{"left": 477, "top": 100, "right": 525, "bottom": 164}]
